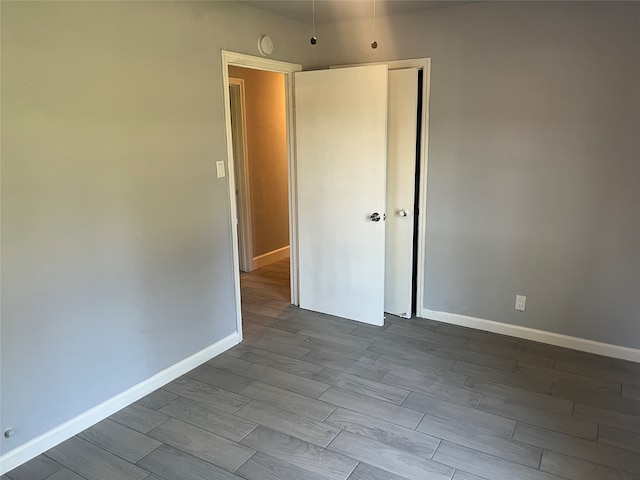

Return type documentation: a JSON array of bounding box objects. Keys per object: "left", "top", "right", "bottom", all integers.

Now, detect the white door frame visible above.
[
  {"left": 228, "top": 77, "right": 253, "bottom": 273},
  {"left": 221, "top": 51, "right": 302, "bottom": 338},
  {"left": 331, "top": 58, "right": 431, "bottom": 318}
]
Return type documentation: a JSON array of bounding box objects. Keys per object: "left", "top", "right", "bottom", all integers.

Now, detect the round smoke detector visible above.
[{"left": 258, "top": 35, "right": 274, "bottom": 56}]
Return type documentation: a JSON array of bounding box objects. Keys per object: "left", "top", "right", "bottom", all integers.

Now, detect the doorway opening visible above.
[
  {"left": 223, "top": 53, "right": 431, "bottom": 336},
  {"left": 229, "top": 67, "right": 289, "bottom": 275},
  {"left": 221, "top": 52, "right": 302, "bottom": 338},
  {"left": 228, "top": 66, "right": 292, "bottom": 317}
]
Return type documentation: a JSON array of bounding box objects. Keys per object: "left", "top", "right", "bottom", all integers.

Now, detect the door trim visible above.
[
  {"left": 228, "top": 77, "right": 253, "bottom": 273},
  {"left": 332, "top": 58, "right": 431, "bottom": 319},
  {"left": 221, "top": 51, "right": 302, "bottom": 339}
]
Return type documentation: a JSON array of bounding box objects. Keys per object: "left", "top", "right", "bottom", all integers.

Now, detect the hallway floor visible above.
[{"left": 4, "top": 258, "right": 640, "bottom": 480}]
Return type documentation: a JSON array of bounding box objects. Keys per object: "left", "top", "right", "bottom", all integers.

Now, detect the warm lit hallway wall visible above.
[{"left": 228, "top": 66, "right": 289, "bottom": 261}]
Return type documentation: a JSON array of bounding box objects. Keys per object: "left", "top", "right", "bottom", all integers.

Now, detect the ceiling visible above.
[{"left": 239, "top": 0, "right": 476, "bottom": 25}]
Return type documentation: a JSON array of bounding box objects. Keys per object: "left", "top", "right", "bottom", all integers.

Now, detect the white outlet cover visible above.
[{"left": 515, "top": 295, "right": 527, "bottom": 312}]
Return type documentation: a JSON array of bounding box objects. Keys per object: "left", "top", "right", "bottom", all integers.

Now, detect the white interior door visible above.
[
  {"left": 385, "top": 68, "right": 419, "bottom": 318},
  {"left": 295, "top": 65, "right": 388, "bottom": 326}
]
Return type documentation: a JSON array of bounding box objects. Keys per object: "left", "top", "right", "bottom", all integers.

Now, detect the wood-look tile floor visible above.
[{"left": 5, "top": 257, "right": 640, "bottom": 480}]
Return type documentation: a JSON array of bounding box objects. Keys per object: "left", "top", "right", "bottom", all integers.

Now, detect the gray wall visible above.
[
  {"left": 0, "top": 1, "right": 312, "bottom": 456},
  {"left": 314, "top": 1, "right": 640, "bottom": 348}
]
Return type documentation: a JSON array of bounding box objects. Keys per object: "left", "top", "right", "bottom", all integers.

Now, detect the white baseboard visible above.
[
  {"left": 421, "top": 309, "right": 640, "bottom": 363},
  {"left": 252, "top": 245, "right": 290, "bottom": 270},
  {"left": 0, "top": 331, "right": 241, "bottom": 475}
]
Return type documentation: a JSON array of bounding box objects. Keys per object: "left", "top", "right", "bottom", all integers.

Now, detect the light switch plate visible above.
[{"left": 216, "top": 161, "right": 226, "bottom": 178}]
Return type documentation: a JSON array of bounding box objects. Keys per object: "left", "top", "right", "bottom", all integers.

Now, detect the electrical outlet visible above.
[{"left": 515, "top": 295, "right": 526, "bottom": 312}]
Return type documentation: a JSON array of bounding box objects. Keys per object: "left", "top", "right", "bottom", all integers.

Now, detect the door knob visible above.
[
  {"left": 398, "top": 209, "right": 408, "bottom": 217},
  {"left": 370, "top": 212, "right": 381, "bottom": 222}
]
